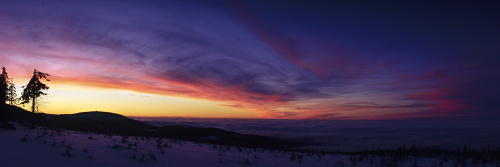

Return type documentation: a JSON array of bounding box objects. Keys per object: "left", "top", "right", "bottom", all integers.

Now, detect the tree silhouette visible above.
[
  {"left": 0, "top": 67, "right": 11, "bottom": 126},
  {"left": 20, "top": 69, "right": 50, "bottom": 128},
  {"left": 0, "top": 67, "right": 9, "bottom": 105},
  {"left": 7, "top": 78, "right": 17, "bottom": 105}
]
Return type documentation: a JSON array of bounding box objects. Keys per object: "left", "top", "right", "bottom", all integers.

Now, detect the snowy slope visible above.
[
  {"left": 1, "top": 123, "right": 499, "bottom": 167},
  {"left": 0, "top": 123, "right": 332, "bottom": 167}
]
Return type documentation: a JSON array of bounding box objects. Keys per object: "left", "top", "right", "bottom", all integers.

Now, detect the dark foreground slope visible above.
[
  {"left": 0, "top": 104, "right": 34, "bottom": 123},
  {"left": 1, "top": 105, "right": 303, "bottom": 149}
]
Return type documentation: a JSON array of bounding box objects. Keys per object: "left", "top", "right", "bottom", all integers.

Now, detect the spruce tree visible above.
[
  {"left": 20, "top": 69, "right": 50, "bottom": 128},
  {"left": 7, "top": 78, "right": 17, "bottom": 105},
  {"left": 0, "top": 67, "right": 9, "bottom": 105},
  {"left": 20, "top": 69, "right": 50, "bottom": 113}
]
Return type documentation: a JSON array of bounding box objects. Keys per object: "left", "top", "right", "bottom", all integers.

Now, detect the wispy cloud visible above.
[{"left": 1, "top": 0, "right": 499, "bottom": 119}]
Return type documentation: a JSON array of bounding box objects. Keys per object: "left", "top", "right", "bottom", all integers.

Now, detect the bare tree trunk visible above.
[
  {"left": 31, "top": 76, "right": 36, "bottom": 129},
  {"left": 32, "top": 96, "right": 35, "bottom": 113}
]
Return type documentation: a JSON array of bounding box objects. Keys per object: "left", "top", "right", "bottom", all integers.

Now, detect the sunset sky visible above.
[{"left": 1, "top": 0, "right": 499, "bottom": 119}]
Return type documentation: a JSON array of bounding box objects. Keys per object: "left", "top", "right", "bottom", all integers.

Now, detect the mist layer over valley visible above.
[{"left": 133, "top": 117, "right": 500, "bottom": 151}]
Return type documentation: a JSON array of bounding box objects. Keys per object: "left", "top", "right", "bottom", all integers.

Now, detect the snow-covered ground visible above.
[{"left": 1, "top": 123, "right": 499, "bottom": 167}]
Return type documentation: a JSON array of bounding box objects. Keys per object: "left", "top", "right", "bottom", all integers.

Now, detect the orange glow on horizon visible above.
[{"left": 31, "top": 86, "right": 259, "bottom": 118}]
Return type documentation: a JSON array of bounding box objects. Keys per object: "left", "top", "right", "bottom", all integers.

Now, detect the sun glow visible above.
[{"left": 18, "top": 84, "right": 258, "bottom": 118}]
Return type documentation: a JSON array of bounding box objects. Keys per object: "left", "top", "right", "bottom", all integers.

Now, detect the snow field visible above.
[{"left": 1, "top": 123, "right": 500, "bottom": 167}]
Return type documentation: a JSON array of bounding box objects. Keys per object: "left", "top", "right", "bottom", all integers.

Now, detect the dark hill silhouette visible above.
[
  {"left": 1, "top": 105, "right": 303, "bottom": 149},
  {"left": 1, "top": 104, "right": 37, "bottom": 130},
  {"left": 0, "top": 104, "right": 36, "bottom": 127},
  {"left": 42, "top": 111, "right": 157, "bottom": 136}
]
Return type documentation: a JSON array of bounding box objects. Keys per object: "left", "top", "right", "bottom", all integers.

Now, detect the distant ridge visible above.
[
  {"left": 1, "top": 105, "right": 303, "bottom": 149},
  {"left": 43, "top": 111, "right": 157, "bottom": 136}
]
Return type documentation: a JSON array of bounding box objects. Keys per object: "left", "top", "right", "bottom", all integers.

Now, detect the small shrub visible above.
[
  {"left": 411, "top": 158, "right": 419, "bottom": 167},
  {"left": 20, "top": 135, "right": 28, "bottom": 142},
  {"left": 127, "top": 143, "right": 133, "bottom": 150},
  {"left": 148, "top": 151, "right": 157, "bottom": 161},
  {"left": 65, "top": 143, "right": 73, "bottom": 151},
  {"left": 111, "top": 144, "right": 123, "bottom": 149},
  {"left": 121, "top": 136, "right": 129, "bottom": 143},
  {"left": 297, "top": 154, "right": 303, "bottom": 163},
  {"left": 61, "top": 138, "right": 66, "bottom": 147},
  {"left": 369, "top": 155, "right": 375, "bottom": 164},
  {"left": 63, "top": 149, "right": 72, "bottom": 157},
  {"left": 88, "top": 154, "right": 94, "bottom": 160},
  {"left": 337, "top": 160, "right": 345, "bottom": 167},
  {"left": 156, "top": 138, "right": 163, "bottom": 148},
  {"left": 350, "top": 156, "right": 358, "bottom": 166},
  {"left": 289, "top": 153, "right": 297, "bottom": 161},
  {"left": 243, "top": 157, "right": 252, "bottom": 165},
  {"left": 140, "top": 154, "right": 146, "bottom": 162},
  {"left": 52, "top": 139, "right": 57, "bottom": 147}
]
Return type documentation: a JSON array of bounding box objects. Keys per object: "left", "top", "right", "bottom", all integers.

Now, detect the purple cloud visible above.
[{"left": 1, "top": 0, "right": 499, "bottom": 119}]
